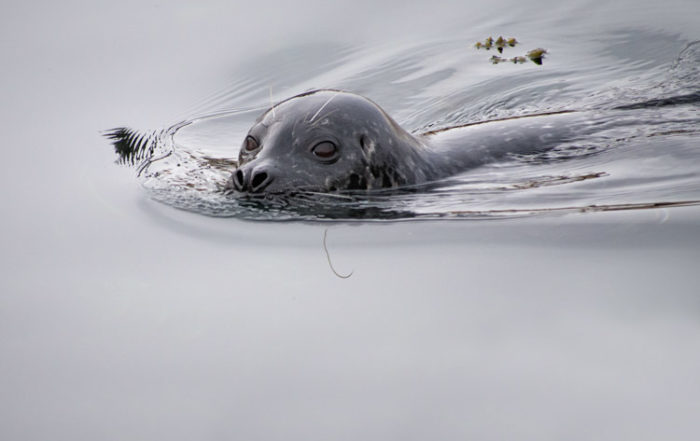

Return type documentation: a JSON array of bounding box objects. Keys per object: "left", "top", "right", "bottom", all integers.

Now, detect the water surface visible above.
[
  {"left": 2, "top": 1, "right": 700, "bottom": 440},
  {"left": 111, "top": 32, "right": 700, "bottom": 221}
]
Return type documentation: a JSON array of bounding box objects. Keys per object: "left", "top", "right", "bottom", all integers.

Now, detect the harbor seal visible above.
[{"left": 230, "top": 89, "right": 590, "bottom": 193}]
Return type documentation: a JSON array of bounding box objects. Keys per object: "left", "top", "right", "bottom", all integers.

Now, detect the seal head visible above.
[{"left": 231, "top": 90, "right": 433, "bottom": 194}]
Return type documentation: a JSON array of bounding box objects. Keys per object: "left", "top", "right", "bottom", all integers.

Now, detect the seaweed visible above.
[{"left": 474, "top": 36, "right": 547, "bottom": 65}]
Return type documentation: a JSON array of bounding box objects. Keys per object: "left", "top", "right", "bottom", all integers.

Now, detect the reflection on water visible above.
[{"left": 107, "top": 40, "right": 700, "bottom": 220}]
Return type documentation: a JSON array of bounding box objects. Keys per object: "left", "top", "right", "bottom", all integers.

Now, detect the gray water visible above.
[
  {"left": 117, "top": 27, "right": 700, "bottom": 220},
  {"left": 2, "top": 1, "right": 700, "bottom": 440}
]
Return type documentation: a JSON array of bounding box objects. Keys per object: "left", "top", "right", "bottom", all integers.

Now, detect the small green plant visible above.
[{"left": 474, "top": 36, "right": 547, "bottom": 65}]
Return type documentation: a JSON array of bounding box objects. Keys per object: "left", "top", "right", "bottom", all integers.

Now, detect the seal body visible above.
[{"left": 231, "top": 89, "right": 589, "bottom": 194}]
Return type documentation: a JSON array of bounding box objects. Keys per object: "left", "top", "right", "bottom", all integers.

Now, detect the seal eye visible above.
[
  {"left": 243, "top": 136, "right": 259, "bottom": 153},
  {"left": 311, "top": 141, "right": 338, "bottom": 161}
]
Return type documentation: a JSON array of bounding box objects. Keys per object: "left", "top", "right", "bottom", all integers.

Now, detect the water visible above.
[
  {"left": 2, "top": 1, "right": 700, "bottom": 440},
  {"left": 110, "top": 34, "right": 700, "bottom": 221}
]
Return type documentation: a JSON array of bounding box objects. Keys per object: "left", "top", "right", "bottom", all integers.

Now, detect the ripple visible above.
[{"left": 105, "top": 35, "right": 700, "bottom": 221}]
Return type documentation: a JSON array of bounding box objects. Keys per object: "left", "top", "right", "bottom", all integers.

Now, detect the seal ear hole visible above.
[{"left": 359, "top": 135, "right": 369, "bottom": 151}]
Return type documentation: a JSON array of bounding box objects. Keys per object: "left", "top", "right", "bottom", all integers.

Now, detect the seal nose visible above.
[
  {"left": 232, "top": 166, "right": 274, "bottom": 193},
  {"left": 233, "top": 169, "right": 246, "bottom": 191},
  {"left": 250, "top": 170, "right": 271, "bottom": 192}
]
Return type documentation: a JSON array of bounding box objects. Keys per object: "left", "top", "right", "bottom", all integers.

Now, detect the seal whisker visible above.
[
  {"left": 305, "top": 191, "right": 355, "bottom": 199},
  {"left": 309, "top": 92, "right": 338, "bottom": 123},
  {"left": 269, "top": 87, "right": 276, "bottom": 119}
]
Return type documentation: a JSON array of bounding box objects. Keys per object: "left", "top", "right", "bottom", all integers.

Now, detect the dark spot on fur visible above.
[
  {"left": 367, "top": 165, "right": 401, "bottom": 188},
  {"left": 381, "top": 170, "right": 393, "bottom": 188},
  {"left": 348, "top": 173, "right": 367, "bottom": 190}
]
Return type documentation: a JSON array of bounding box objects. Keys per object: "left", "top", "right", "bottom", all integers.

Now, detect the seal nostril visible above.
[
  {"left": 250, "top": 171, "right": 269, "bottom": 191},
  {"left": 234, "top": 170, "right": 245, "bottom": 190}
]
